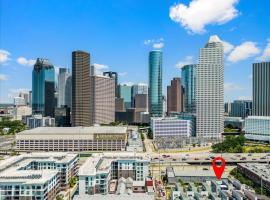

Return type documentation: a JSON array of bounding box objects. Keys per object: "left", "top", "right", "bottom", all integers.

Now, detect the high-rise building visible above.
[
  {"left": 55, "top": 105, "right": 71, "bottom": 127},
  {"left": 32, "top": 58, "right": 55, "bottom": 117},
  {"left": 253, "top": 62, "right": 270, "bottom": 116},
  {"left": 72, "top": 51, "right": 91, "bottom": 126},
  {"left": 29, "top": 91, "right": 32, "bottom": 107},
  {"left": 103, "top": 71, "right": 118, "bottom": 97},
  {"left": 196, "top": 35, "right": 224, "bottom": 138},
  {"left": 224, "top": 102, "right": 232, "bottom": 115},
  {"left": 19, "top": 92, "right": 30, "bottom": 105},
  {"left": 134, "top": 94, "right": 148, "bottom": 111},
  {"left": 167, "top": 77, "right": 184, "bottom": 114},
  {"left": 14, "top": 97, "right": 26, "bottom": 106},
  {"left": 119, "top": 84, "right": 132, "bottom": 109},
  {"left": 230, "top": 100, "right": 252, "bottom": 118},
  {"left": 149, "top": 50, "right": 163, "bottom": 117},
  {"left": 65, "top": 75, "right": 72, "bottom": 109},
  {"left": 90, "top": 75, "right": 115, "bottom": 125},
  {"left": 58, "top": 68, "right": 69, "bottom": 107},
  {"left": 181, "top": 64, "right": 196, "bottom": 113},
  {"left": 132, "top": 83, "right": 148, "bottom": 107}
]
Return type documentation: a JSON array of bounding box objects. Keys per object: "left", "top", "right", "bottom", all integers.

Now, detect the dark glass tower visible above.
[
  {"left": 32, "top": 58, "right": 55, "bottom": 117},
  {"left": 181, "top": 64, "right": 196, "bottom": 113},
  {"left": 149, "top": 50, "right": 163, "bottom": 117}
]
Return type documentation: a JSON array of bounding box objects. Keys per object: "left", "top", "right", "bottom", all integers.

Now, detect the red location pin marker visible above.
[{"left": 212, "top": 157, "right": 226, "bottom": 180}]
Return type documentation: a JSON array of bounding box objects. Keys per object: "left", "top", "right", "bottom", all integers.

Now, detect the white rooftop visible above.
[{"left": 208, "top": 35, "right": 221, "bottom": 43}]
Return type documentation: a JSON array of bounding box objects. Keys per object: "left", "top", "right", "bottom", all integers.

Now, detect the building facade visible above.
[
  {"left": 132, "top": 83, "right": 148, "bottom": 107},
  {"left": 26, "top": 115, "right": 55, "bottom": 129},
  {"left": 65, "top": 75, "right": 72, "bottom": 109},
  {"left": 253, "top": 62, "right": 270, "bottom": 116},
  {"left": 181, "top": 64, "right": 196, "bottom": 113},
  {"left": 103, "top": 71, "right": 118, "bottom": 97},
  {"left": 32, "top": 58, "right": 55, "bottom": 117},
  {"left": 151, "top": 117, "right": 192, "bottom": 139},
  {"left": 58, "top": 68, "right": 69, "bottom": 107},
  {"left": 78, "top": 154, "right": 150, "bottom": 195},
  {"left": 167, "top": 78, "right": 184, "bottom": 114},
  {"left": 118, "top": 84, "right": 132, "bottom": 109},
  {"left": 0, "top": 152, "right": 78, "bottom": 200},
  {"left": 55, "top": 106, "right": 71, "bottom": 127},
  {"left": 230, "top": 100, "right": 252, "bottom": 118},
  {"left": 149, "top": 50, "right": 163, "bottom": 117},
  {"left": 90, "top": 75, "right": 115, "bottom": 125},
  {"left": 196, "top": 35, "right": 224, "bottom": 138},
  {"left": 72, "top": 51, "right": 91, "bottom": 126},
  {"left": 245, "top": 116, "right": 270, "bottom": 143},
  {"left": 16, "top": 127, "right": 127, "bottom": 152}
]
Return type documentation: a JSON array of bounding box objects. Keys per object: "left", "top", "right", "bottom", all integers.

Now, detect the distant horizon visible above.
[{"left": 1, "top": 0, "right": 270, "bottom": 103}]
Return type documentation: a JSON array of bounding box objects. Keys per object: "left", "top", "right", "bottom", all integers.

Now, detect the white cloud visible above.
[
  {"left": 256, "top": 39, "right": 270, "bottom": 61},
  {"left": 121, "top": 82, "right": 134, "bottom": 86},
  {"left": 144, "top": 38, "right": 164, "bottom": 49},
  {"left": 227, "top": 42, "right": 261, "bottom": 63},
  {"left": 8, "top": 88, "right": 30, "bottom": 99},
  {"left": 119, "top": 72, "right": 127, "bottom": 76},
  {"left": 224, "top": 83, "right": 245, "bottom": 91},
  {"left": 93, "top": 63, "right": 109, "bottom": 75},
  {"left": 175, "top": 56, "right": 194, "bottom": 69},
  {"left": 222, "top": 40, "right": 234, "bottom": 54},
  {"left": 0, "top": 74, "right": 8, "bottom": 81},
  {"left": 153, "top": 42, "right": 164, "bottom": 49},
  {"left": 17, "top": 57, "right": 36, "bottom": 66},
  {"left": 169, "top": 0, "right": 239, "bottom": 34},
  {"left": 0, "top": 49, "right": 11, "bottom": 64},
  {"left": 237, "top": 96, "right": 252, "bottom": 100}
]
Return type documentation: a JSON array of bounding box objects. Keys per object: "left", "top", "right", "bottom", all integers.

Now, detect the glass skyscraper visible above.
[
  {"left": 119, "top": 84, "right": 132, "bottom": 109},
  {"left": 58, "top": 68, "right": 69, "bottom": 107},
  {"left": 149, "top": 50, "right": 163, "bottom": 117},
  {"left": 181, "top": 64, "right": 196, "bottom": 113},
  {"left": 32, "top": 58, "right": 55, "bottom": 117},
  {"left": 196, "top": 35, "right": 224, "bottom": 138}
]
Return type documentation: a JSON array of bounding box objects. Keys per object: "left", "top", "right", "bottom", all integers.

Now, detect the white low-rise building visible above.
[
  {"left": 78, "top": 153, "right": 150, "bottom": 196},
  {"left": 244, "top": 116, "right": 270, "bottom": 143},
  {"left": 151, "top": 117, "right": 192, "bottom": 139},
  {"left": 0, "top": 152, "right": 78, "bottom": 200}
]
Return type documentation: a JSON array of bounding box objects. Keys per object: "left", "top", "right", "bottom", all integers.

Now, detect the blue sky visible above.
[{"left": 0, "top": 0, "right": 269, "bottom": 103}]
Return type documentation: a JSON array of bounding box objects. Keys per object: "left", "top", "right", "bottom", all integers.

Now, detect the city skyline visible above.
[{"left": 1, "top": 0, "right": 270, "bottom": 103}]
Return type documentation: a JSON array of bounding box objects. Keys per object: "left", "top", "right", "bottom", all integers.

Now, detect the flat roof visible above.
[{"left": 74, "top": 194, "right": 154, "bottom": 200}]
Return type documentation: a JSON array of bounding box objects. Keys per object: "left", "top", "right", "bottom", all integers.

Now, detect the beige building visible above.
[
  {"left": 90, "top": 75, "right": 115, "bottom": 125},
  {"left": 72, "top": 50, "right": 91, "bottom": 126},
  {"left": 16, "top": 126, "right": 127, "bottom": 152}
]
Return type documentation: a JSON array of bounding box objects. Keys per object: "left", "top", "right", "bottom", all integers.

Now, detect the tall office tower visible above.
[
  {"left": 230, "top": 100, "right": 252, "bottom": 118},
  {"left": 65, "top": 75, "right": 72, "bottom": 109},
  {"left": 131, "top": 83, "right": 148, "bottom": 107},
  {"left": 167, "top": 77, "right": 184, "bottom": 114},
  {"left": 90, "top": 75, "right": 115, "bottom": 125},
  {"left": 32, "top": 58, "right": 55, "bottom": 117},
  {"left": 134, "top": 94, "right": 148, "bottom": 111},
  {"left": 103, "top": 71, "right": 118, "bottom": 97},
  {"left": 181, "top": 64, "right": 196, "bottom": 113},
  {"left": 149, "top": 50, "right": 163, "bottom": 117},
  {"left": 196, "top": 35, "right": 224, "bottom": 138},
  {"left": 58, "top": 68, "right": 69, "bottom": 107},
  {"left": 119, "top": 84, "right": 132, "bottom": 109},
  {"left": 253, "top": 62, "right": 270, "bottom": 116},
  {"left": 72, "top": 51, "right": 91, "bottom": 126},
  {"left": 224, "top": 102, "right": 232, "bottom": 115},
  {"left": 90, "top": 65, "right": 96, "bottom": 76}
]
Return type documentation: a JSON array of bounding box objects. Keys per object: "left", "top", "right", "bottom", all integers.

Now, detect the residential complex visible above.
[
  {"left": 72, "top": 50, "right": 91, "bottom": 126},
  {"left": 78, "top": 153, "right": 150, "bottom": 196},
  {"left": 0, "top": 152, "right": 78, "bottom": 200},
  {"left": 89, "top": 75, "right": 115, "bottom": 125},
  {"left": 32, "top": 58, "right": 55, "bottom": 117},
  {"left": 181, "top": 64, "right": 196, "bottom": 113},
  {"left": 252, "top": 62, "right": 270, "bottom": 116},
  {"left": 244, "top": 116, "right": 270, "bottom": 142},
  {"left": 16, "top": 126, "right": 128, "bottom": 152},
  {"left": 149, "top": 50, "right": 163, "bottom": 117},
  {"left": 196, "top": 35, "right": 224, "bottom": 138}
]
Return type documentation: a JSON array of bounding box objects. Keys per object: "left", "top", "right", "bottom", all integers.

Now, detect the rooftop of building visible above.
[
  {"left": 17, "top": 126, "right": 128, "bottom": 135},
  {"left": 151, "top": 117, "right": 190, "bottom": 121},
  {"left": 246, "top": 116, "right": 270, "bottom": 120},
  {"left": 79, "top": 153, "right": 150, "bottom": 176},
  {"left": 238, "top": 163, "right": 270, "bottom": 182},
  {"left": 0, "top": 152, "right": 78, "bottom": 184},
  {"left": 74, "top": 194, "right": 154, "bottom": 200}
]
